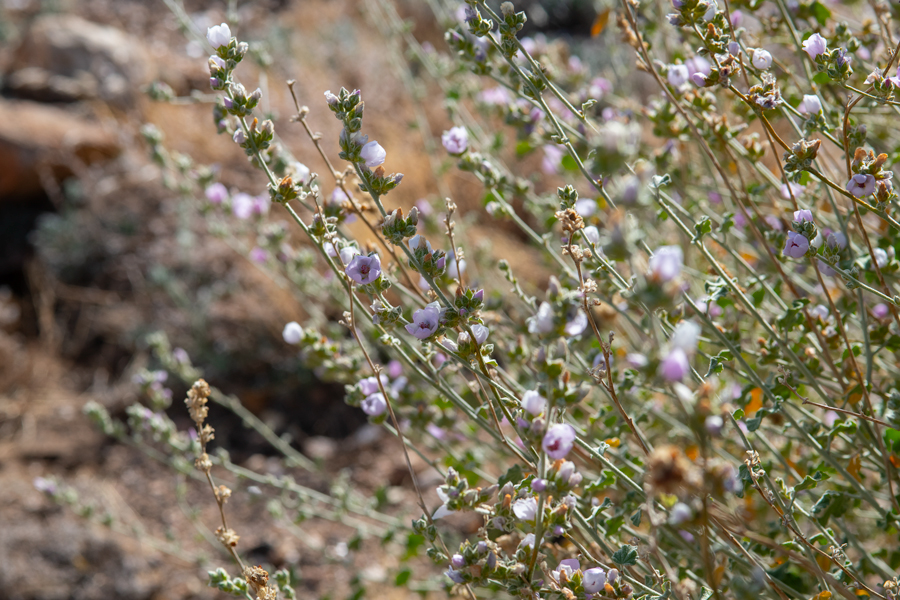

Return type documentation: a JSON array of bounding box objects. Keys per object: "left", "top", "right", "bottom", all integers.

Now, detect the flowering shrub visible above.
[{"left": 44, "top": 0, "right": 900, "bottom": 599}]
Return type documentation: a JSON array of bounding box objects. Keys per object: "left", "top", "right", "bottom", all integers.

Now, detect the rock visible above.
[
  {"left": 0, "top": 99, "right": 120, "bottom": 199},
  {"left": 4, "top": 14, "right": 152, "bottom": 106}
]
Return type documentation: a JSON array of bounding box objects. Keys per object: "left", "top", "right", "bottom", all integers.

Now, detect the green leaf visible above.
[
  {"left": 515, "top": 140, "right": 534, "bottom": 156},
  {"left": 794, "top": 470, "right": 830, "bottom": 492},
  {"left": 630, "top": 509, "right": 642, "bottom": 526},
  {"left": 732, "top": 408, "right": 745, "bottom": 420},
  {"left": 561, "top": 154, "right": 579, "bottom": 172},
  {"left": 810, "top": 1, "right": 831, "bottom": 26},
  {"left": 812, "top": 490, "right": 850, "bottom": 525},
  {"left": 498, "top": 464, "right": 524, "bottom": 488},
  {"left": 611, "top": 544, "right": 639, "bottom": 567},
  {"left": 813, "top": 71, "right": 831, "bottom": 86},
  {"left": 885, "top": 428, "right": 900, "bottom": 453},
  {"left": 693, "top": 215, "right": 712, "bottom": 239},
  {"left": 394, "top": 569, "right": 412, "bottom": 586}
]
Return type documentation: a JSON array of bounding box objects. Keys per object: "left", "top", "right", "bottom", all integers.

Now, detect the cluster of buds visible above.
[
  {"left": 864, "top": 66, "right": 900, "bottom": 99},
  {"left": 132, "top": 369, "right": 172, "bottom": 410},
  {"left": 407, "top": 234, "right": 448, "bottom": 279},
  {"left": 223, "top": 83, "right": 261, "bottom": 117},
  {"left": 666, "top": 0, "right": 719, "bottom": 28},
  {"left": 444, "top": 539, "right": 509, "bottom": 587},
  {"left": 803, "top": 34, "right": 853, "bottom": 82},
  {"left": 848, "top": 148, "right": 895, "bottom": 207},
  {"left": 747, "top": 74, "right": 783, "bottom": 110},
  {"left": 435, "top": 467, "right": 498, "bottom": 514},
  {"left": 550, "top": 559, "right": 628, "bottom": 599},
  {"left": 325, "top": 87, "right": 364, "bottom": 132},
  {"left": 463, "top": 4, "right": 493, "bottom": 38},
  {"left": 233, "top": 117, "right": 274, "bottom": 155},
  {"left": 207, "top": 23, "right": 248, "bottom": 90},
  {"left": 370, "top": 298, "right": 403, "bottom": 328},
  {"left": 783, "top": 209, "right": 819, "bottom": 259},
  {"left": 782, "top": 138, "right": 822, "bottom": 182},
  {"left": 497, "top": 2, "right": 527, "bottom": 58},
  {"left": 446, "top": 323, "right": 491, "bottom": 361},
  {"left": 534, "top": 459, "right": 584, "bottom": 496},
  {"left": 269, "top": 176, "right": 302, "bottom": 204},
  {"left": 381, "top": 207, "right": 419, "bottom": 245}
]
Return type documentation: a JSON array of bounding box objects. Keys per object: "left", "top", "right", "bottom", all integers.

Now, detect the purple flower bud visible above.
[
  {"left": 476, "top": 541, "right": 488, "bottom": 555},
  {"left": 793, "top": 209, "right": 813, "bottom": 223},
  {"left": 542, "top": 423, "right": 576, "bottom": 459},
  {"left": 846, "top": 173, "right": 876, "bottom": 198},
  {"left": 542, "top": 144, "right": 564, "bottom": 175},
  {"left": 441, "top": 126, "right": 468, "bottom": 154},
  {"left": 404, "top": 301, "right": 443, "bottom": 340},
  {"left": 282, "top": 321, "right": 303, "bottom": 344},
  {"left": 361, "top": 392, "right": 387, "bottom": 416},
  {"left": 659, "top": 347, "right": 690, "bottom": 381},
  {"left": 232, "top": 192, "right": 254, "bottom": 219},
  {"left": 345, "top": 254, "right": 382, "bottom": 284},
  {"left": 783, "top": 231, "right": 810, "bottom": 259},
  {"left": 472, "top": 289, "right": 484, "bottom": 304},
  {"left": 583, "top": 568, "right": 607, "bottom": 593},
  {"left": 873, "top": 303, "right": 890, "bottom": 319},
  {"left": 360, "top": 140, "right": 386, "bottom": 168},
  {"left": 232, "top": 128, "right": 247, "bottom": 145},
  {"left": 249, "top": 246, "right": 268, "bottom": 264},
  {"left": 451, "top": 554, "right": 466, "bottom": 569},
  {"left": 802, "top": 33, "right": 827, "bottom": 59},
  {"left": 324, "top": 90, "right": 339, "bottom": 105},
  {"left": 173, "top": 348, "right": 189, "bottom": 364},
  {"left": 531, "top": 478, "right": 547, "bottom": 492},
  {"left": 207, "top": 23, "right": 232, "bottom": 49},
  {"left": 435, "top": 256, "right": 446, "bottom": 270},
  {"left": 685, "top": 56, "right": 711, "bottom": 78},
  {"left": 359, "top": 375, "right": 386, "bottom": 396},
  {"left": 445, "top": 569, "right": 465, "bottom": 584},
  {"left": 649, "top": 245, "right": 683, "bottom": 281},
  {"left": 691, "top": 72, "right": 708, "bottom": 87},
  {"left": 606, "top": 568, "right": 619, "bottom": 584},
  {"left": 205, "top": 182, "right": 228, "bottom": 205},
  {"left": 33, "top": 477, "right": 57, "bottom": 495}
]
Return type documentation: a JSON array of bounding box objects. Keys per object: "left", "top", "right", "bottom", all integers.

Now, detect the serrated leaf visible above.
[{"left": 611, "top": 544, "right": 638, "bottom": 567}]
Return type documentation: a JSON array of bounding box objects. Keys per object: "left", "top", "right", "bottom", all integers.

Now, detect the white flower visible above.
[
  {"left": 512, "top": 496, "right": 538, "bottom": 521},
  {"left": 798, "top": 94, "right": 822, "bottom": 115},
  {"left": 360, "top": 140, "right": 386, "bottom": 168},
  {"left": 751, "top": 49, "right": 772, "bottom": 70},
  {"left": 670, "top": 320, "right": 701, "bottom": 353},
  {"left": 583, "top": 225, "right": 600, "bottom": 246},
  {"left": 667, "top": 64, "right": 689, "bottom": 87},
  {"left": 282, "top": 322, "right": 303, "bottom": 344},
  {"left": 521, "top": 390, "right": 546, "bottom": 415},
  {"left": 207, "top": 23, "right": 232, "bottom": 49}
]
